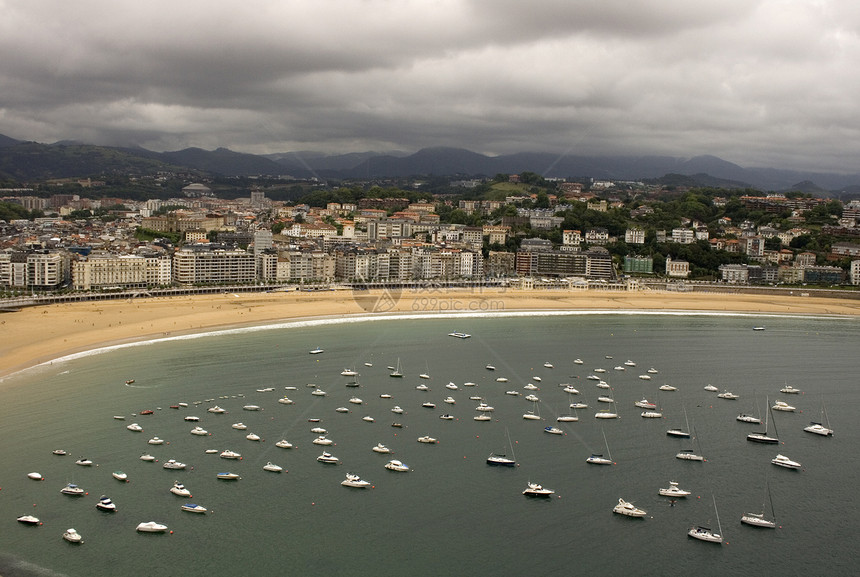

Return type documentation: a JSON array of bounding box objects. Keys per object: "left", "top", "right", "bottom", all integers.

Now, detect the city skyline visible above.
[{"left": 2, "top": 1, "right": 858, "bottom": 173}]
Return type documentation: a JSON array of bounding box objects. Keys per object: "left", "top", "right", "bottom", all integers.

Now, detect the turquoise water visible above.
[{"left": 0, "top": 312, "right": 857, "bottom": 576}]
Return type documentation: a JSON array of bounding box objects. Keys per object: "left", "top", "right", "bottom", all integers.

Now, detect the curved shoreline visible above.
[{"left": 2, "top": 288, "right": 859, "bottom": 381}]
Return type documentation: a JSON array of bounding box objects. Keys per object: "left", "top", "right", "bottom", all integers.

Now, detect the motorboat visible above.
[
  {"left": 162, "top": 459, "right": 186, "bottom": 470},
  {"left": 443, "top": 397, "right": 456, "bottom": 404},
  {"left": 470, "top": 396, "right": 484, "bottom": 401},
  {"left": 278, "top": 397, "right": 294, "bottom": 405},
  {"left": 391, "top": 422, "right": 403, "bottom": 428},
  {"left": 415, "top": 384, "right": 430, "bottom": 391},
  {"left": 419, "top": 373, "right": 430, "bottom": 380},
  {"left": 474, "top": 414, "right": 492, "bottom": 421},
  {"left": 126, "top": 423, "right": 143, "bottom": 432},
  {"left": 422, "top": 402, "right": 436, "bottom": 409},
  {"left": 170, "top": 482, "right": 191, "bottom": 497},
  {"left": 184, "top": 415, "right": 200, "bottom": 421},
  {"left": 647, "top": 368, "right": 659, "bottom": 374},
  {"left": 385, "top": 459, "right": 410, "bottom": 472},
  {"left": 341, "top": 473, "right": 372, "bottom": 488},
  {"left": 220, "top": 450, "right": 242, "bottom": 459},
  {"left": 246, "top": 433, "right": 261, "bottom": 441},
  {"left": 308, "top": 417, "right": 321, "bottom": 422},
  {"left": 596, "top": 381, "right": 610, "bottom": 389},
  {"left": 313, "top": 436, "right": 333, "bottom": 445},
  {"left": 594, "top": 368, "right": 606, "bottom": 373},
  {"left": 379, "top": 394, "right": 392, "bottom": 399},
  {"left": 587, "top": 375, "right": 601, "bottom": 381},
  {"left": 391, "top": 406, "right": 404, "bottom": 414},
  {"left": 522, "top": 482, "right": 555, "bottom": 497},
  {"left": 372, "top": 443, "right": 391, "bottom": 454},
  {"left": 659, "top": 481, "right": 690, "bottom": 497},
  {"left": 524, "top": 394, "right": 540, "bottom": 402},
  {"left": 613, "top": 498, "right": 647, "bottom": 517},
  {"left": 570, "top": 402, "right": 588, "bottom": 409},
  {"left": 753, "top": 326, "right": 766, "bottom": 331},
  {"left": 475, "top": 403, "right": 495, "bottom": 412},
  {"left": 703, "top": 384, "right": 719, "bottom": 392},
  {"left": 676, "top": 450, "right": 704, "bottom": 461},
  {"left": 96, "top": 495, "right": 117, "bottom": 511},
  {"left": 148, "top": 437, "right": 164, "bottom": 445},
  {"left": 772, "top": 400, "right": 796, "bottom": 412},
  {"left": 772, "top": 454, "right": 801, "bottom": 469},
  {"left": 573, "top": 359, "right": 584, "bottom": 365},
  {"left": 27, "top": 472, "right": 43, "bottom": 480},
  {"left": 495, "top": 377, "right": 508, "bottom": 383},
  {"left": 317, "top": 452, "right": 339, "bottom": 464},
  {"left": 532, "top": 376, "right": 542, "bottom": 382},
  {"left": 544, "top": 426, "right": 564, "bottom": 435},
  {"left": 139, "top": 409, "right": 154, "bottom": 415},
  {"left": 349, "top": 397, "right": 363, "bottom": 405},
  {"left": 634, "top": 398, "right": 656, "bottom": 409},
  {"left": 659, "top": 385, "right": 677, "bottom": 391},
  {"left": 112, "top": 471, "right": 128, "bottom": 481},
  {"left": 205, "top": 449, "right": 218, "bottom": 454},
  {"left": 362, "top": 416, "right": 375, "bottom": 422},
  {"left": 263, "top": 462, "right": 283, "bottom": 473},
  {"left": 61, "top": 483, "right": 85, "bottom": 496},
  {"left": 448, "top": 332, "right": 471, "bottom": 339},
  {"left": 17, "top": 515, "right": 40, "bottom": 525},
  {"left": 311, "top": 427, "right": 327, "bottom": 434},
  {"left": 624, "top": 360, "right": 636, "bottom": 367},
  {"left": 191, "top": 426, "right": 209, "bottom": 435},
  {"left": 284, "top": 386, "right": 297, "bottom": 391},
  {"left": 562, "top": 386, "right": 579, "bottom": 394},
  {"left": 335, "top": 407, "right": 350, "bottom": 413},
  {"left": 614, "top": 365, "right": 626, "bottom": 371},
  {"left": 440, "top": 414, "right": 454, "bottom": 420},
  {"left": 446, "top": 382, "right": 458, "bottom": 390},
  {"left": 140, "top": 453, "right": 156, "bottom": 462},
  {"left": 256, "top": 387, "right": 274, "bottom": 393},
  {"left": 75, "top": 458, "right": 93, "bottom": 466},
  {"left": 216, "top": 472, "right": 241, "bottom": 480},
  {"left": 717, "top": 391, "right": 739, "bottom": 400},
  {"left": 341, "top": 368, "right": 358, "bottom": 376},
  {"left": 115, "top": 414, "right": 127, "bottom": 419},
  {"left": 544, "top": 362, "right": 554, "bottom": 368},
  {"left": 804, "top": 422, "right": 834, "bottom": 436},
  {"left": 53, "top": 449, "right": 67, "bottom": 455},
  {"left": 504, "top": 389, "right": 521, "bottom": 397},
  {"left": 309, "top": 347, "right": 324, "bottom": 354},
  {"left": 311, "top": 389, "right": 327, "bottom": 396},
  {"left": 417, "top": 435, "right": 438, "bottom": 443},
  {"left": 641, "top": 411, "right": 663, "bottom": 418},
  {"left": 181, "top": 504, "right": 207, "bottom": 514},
  {"left": 63, "top": 528, "right": 83, "bottom": 543},
  {"left": 207, "top": 406, "right": 226, "bottom": 414},
  {"left": 275, "top": 439, "right": 293, "bottom": 449},
  {"left": 780, "top": 385, "right": 801, "bottom": 394},
  {"left": 737, "top": 414, "right": 762, "bottom": 424},
  {"left": 136, "top": 521, "right": 168, "bottom": 533}
]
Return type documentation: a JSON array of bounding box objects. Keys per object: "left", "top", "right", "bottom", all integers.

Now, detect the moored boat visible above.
[
  {"left": 96, "top": 495, "right": 117, "bottom": 511},
  {"left": 341, "top": 473, "right": 372, "bottom": 488},
  {"left": 136, "top": 521, "right": 168, "bottom": 533},
  {"left": 522, "top": 482, "right": 554, "bottom": 497},
  {"left": 63, "top": 528, "right": 83, "bottom": 543},
  {"left": 613, "top": 498, "right": 647, "bottom": 517},
  {"left": 181, "top": 503, "right": 207, "bottom": 514}
]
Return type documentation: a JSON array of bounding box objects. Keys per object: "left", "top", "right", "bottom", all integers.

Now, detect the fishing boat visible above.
[
  {"left": 747, "top": 397, "right": 779, "bottom": 444},
  {"left": 688, "top": 498, "right": 724, "bottom": 544},
  {"left": 741, "top": 479, "right": 777, "bottom": 529}
]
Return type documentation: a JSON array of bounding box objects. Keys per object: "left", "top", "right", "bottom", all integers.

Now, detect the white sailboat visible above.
[
  {"left": 676, "top": 425, "right": 704, "bottom": 461},
  {"left": 747, "top": 396, "right": 779, "bottom": 444},
  {"left": 586, "top": 428, "right": 613, "bottom": 465},
  {"left": 522, "top": 399, "right": 541, "bottom": 420},
  {"left": 804, "top": 395, "right": 834, "bottom": 436},
  {"left": 487, "top": 428, "right": 517, "bottom": 467},
  {"left": 389, "top": 358, "right": 403, "bottom": 378},
  {"left": 667, "top": 405, "right": 691, "bottom": 438},
  {"left": 741, "top": 479, "right": 777, "bottom": 529},
  {"left": 688, "top": 494, "right": 724, "bottom": 543}
]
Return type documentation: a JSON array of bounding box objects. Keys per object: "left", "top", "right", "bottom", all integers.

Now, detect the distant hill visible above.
[{"left": 1, "top": 132, "right": 860, "bottom": 192}]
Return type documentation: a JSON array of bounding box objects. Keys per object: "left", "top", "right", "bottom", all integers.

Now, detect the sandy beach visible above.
[{"left": 1, "top": 287, "right": 858, "bottom": 380}]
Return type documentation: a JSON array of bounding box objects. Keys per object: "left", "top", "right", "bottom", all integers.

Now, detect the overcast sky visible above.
[{"left": 1, "top": 1, "right": 858, "bottom": 171}]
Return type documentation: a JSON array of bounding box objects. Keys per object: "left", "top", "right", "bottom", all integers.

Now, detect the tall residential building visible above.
[
  {"left": 173, "top": 244, "right": 256, "bottom": 286},
  {"left": 72, "top": 254, "right": 148, "bottom": 290}
]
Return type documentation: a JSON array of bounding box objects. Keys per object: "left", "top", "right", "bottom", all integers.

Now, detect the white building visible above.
[
  {"left": 851, "top": 259, "right": 860, "bottom": 285},
  {"left": 173, "top": 245, "right": 256, "bottom": 286},
  {"left": 671, "top": 228, "right": 695, "bottom": 244},
  {"left": 624, "top": 228, "right": 645, "bottom": 245},
  {"left": 665, "top": 257, "right": 690, "bottom": 278}
]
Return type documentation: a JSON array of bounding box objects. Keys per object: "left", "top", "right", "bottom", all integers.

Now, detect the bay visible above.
[{"left": 0, "top": 312, "right": 856, "bottom": 576}]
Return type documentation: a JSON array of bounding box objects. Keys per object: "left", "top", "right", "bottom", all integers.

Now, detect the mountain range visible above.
[{"left": 1, "top": 133, "right": 859, "bottom": 195}]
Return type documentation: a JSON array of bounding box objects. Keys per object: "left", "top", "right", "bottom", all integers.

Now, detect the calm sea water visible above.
[{"left": 0, "top": 312, "right": 857, "bottom": 576}]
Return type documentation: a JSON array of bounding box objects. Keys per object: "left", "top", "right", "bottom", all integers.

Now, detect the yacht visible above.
[
  {"left": 112, "top": 471, "right": 128, "bottom": 481},
  {"left": 448, "top": 332, "right": 471, "bottom": 339},
  {"left": 278, "top": 397, "right": 294, "bottom": 405},
  {"left": 475, "top": 403, "right": 495, "bottom": 412},
  {"left": 658, "top": 385, "right": 677, "bottom": 391},
  {"left": 126, "top": 423, "right": 143, "bottom": 432},
  {"left": 523, "top": 383, "right": 539, "bottom": 390},
  {"left": 573, "top": 359, "right": 584, "bottom": 364},
  {"left": 96, "top": 495, "right": 117, "bottom": 511},
  {"left": 191, "top": 426, "right": 209, "bottom": 435},
  {"left": 532, "top": 376, "right": 542, "bottom": 382},
  {"left": 624, "top": 360, "right": 636, "bottom": 367},
  {"left": 634, "top": 398, "right": 656, "bottom": 409},
  {"left": 181, "top": 504, "right": 208, "bottom": 514},
  {"left": 184, "top": 415, "right": 200, "bottom": 422},
  {"left": 207, "top": 405, "right": 227, "bottom": 414},
  {"left": 372, "top": 443, "right": 391, "bottom": 454},
  {"left": 311, "top": 389, "right": 327, "bottom": 397},
  {"left": 136, "top": 522, "right": 168, "bottom": 533},
  {"left": 772, "top": 400, "right": 796, "bottom": 412},
  {"left": 349, "top": 397, "right": 363, "bottom": 405},
  {"left": 416, "top": 384, "right": 430, "bottom": 392},
  {"left": 263, "top": 462, "right": 283, "bottom": 473},
  {"left": 474, "top": 414, "right": 492, "bottom": 421},
  {"left": 524, "top": 394, "right": 540, "bottom": 403},
  {"left": 17, "top": 515, "right": 40, "bottom": 525},
  {"left": 562, "top": 386, "right": 579, "bottom": 394},
  {"left": 309, "top": 347, "right": 324, "bottom": 355},
  {"left": 246, "top": 433, "right": 261, "bottom": 441},
  {"left": 362, "top": 416, "right": 374, "bottom": 422},
  {"left": 170, "top": 482, "right": 191, "bottom": 497},
  {"left": 443, "top": 397, "right": 456, "bottom": 404},
  {"left": 341, "top": 473, "right": 372, "bottom": 488},
  {"left": 703, "top": 384, "right": 719, "bottom": 392},
  {"left": 75, "top": 458, "right": 93, "bottom": 466},
  {"left": 717, "top": 391, "right": 739, "bottom": 400},
  {"left": 804, "top": 421, "right": 834, "bottom": 436},
  {"left": 440, "top": 414, "right": 454, "bottom": 420},
  {"left": 148, "top": 437, "right": 165, "bottom": 445},
  {"left": 335, "top": 407, "right": 349, "bottom": 413},
  {"left": 220, "top": 450, "right": 242, "bottom": 459},
  {"left": 384, "top": 460, "right": 410, "bottom": 472},
  {"left": 52, "top": 449, "right": 67, "bottom": 455},
  {"left": 216, "top": 472, "right": 241, "bottom": 480},
  {"left": 310, "top": 427, "right": 327, "bottom": 434},
  {"left": 596, "top": 381, "right": 610, "bottom": 389},
  {"left": 63, "top": 528, "right": 83, "bottom": 543},
  {"left": 659, "top": 481, "right": 691, "bottom": 497},
  {"left": 544, "top": 426, "right": 564, "bottom": 435},
  {"left": 496, "top": 377, "right": 508, "bottom": 382},
  {"left": 522, "top": 482, "right": 555, "bottom": 498},
  {"left": 61, "top": 483, "right": 85, "bottom": 496},
  {"left": 391, "top": 406, "right": 404, "bottom": 414},
  {"left": 594, "top": 368, "right": 607, "bottom": 373},
  {"left": 422, "top": 402, "right": 436, "bottom": 409},
  {"left": 139, "top": 453, "right": 156, "bottom": 462},
  {"left": 771, "top": 454, "right": 801, "bottom": 469},
  {"left": 446, "top": 382, "right": 458, "bottom": 390},
  {"left": 317, "top": 452, "right": 339, "bottom": 464},
  {"left": 313, "top": 436, "right": 333, "bottom": 445},
  {"left": 341, "top": 368, "right": 358, "bottom": 376},
  {"left": 780, "top": 385, "right": 801, "bottom": 394},
  {"left": 485, "top": 364, "right": 496, "bottom": 370},
  {"left": 275, "top": 439, "right": 294, "bottom": 449},
  {"left": 613, "top": 498, "right": 647, "bottom": 517},
  {"left": 417, "top": 435, "right": 438, "bottom": 444},
  {"left": 543, "top": 362, "right": 554, "bottom": 368},
  {"left": 647, "top": 368, "right": 659, "bottom": 374},
  {"left": 614, "top": 366, "right": 626, "bottom": 371}
]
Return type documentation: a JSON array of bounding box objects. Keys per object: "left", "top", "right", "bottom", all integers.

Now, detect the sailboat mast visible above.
[
  {"left": 713, "top": 494, "right": 723, "bottom": 540},
  {"left": 602, "top": 428, "right": 611, "bottom": 460}
]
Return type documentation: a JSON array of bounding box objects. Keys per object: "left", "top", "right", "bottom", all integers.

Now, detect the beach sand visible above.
[{"left": 1, "top": 287, "right": 858, "bottom": 379}]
